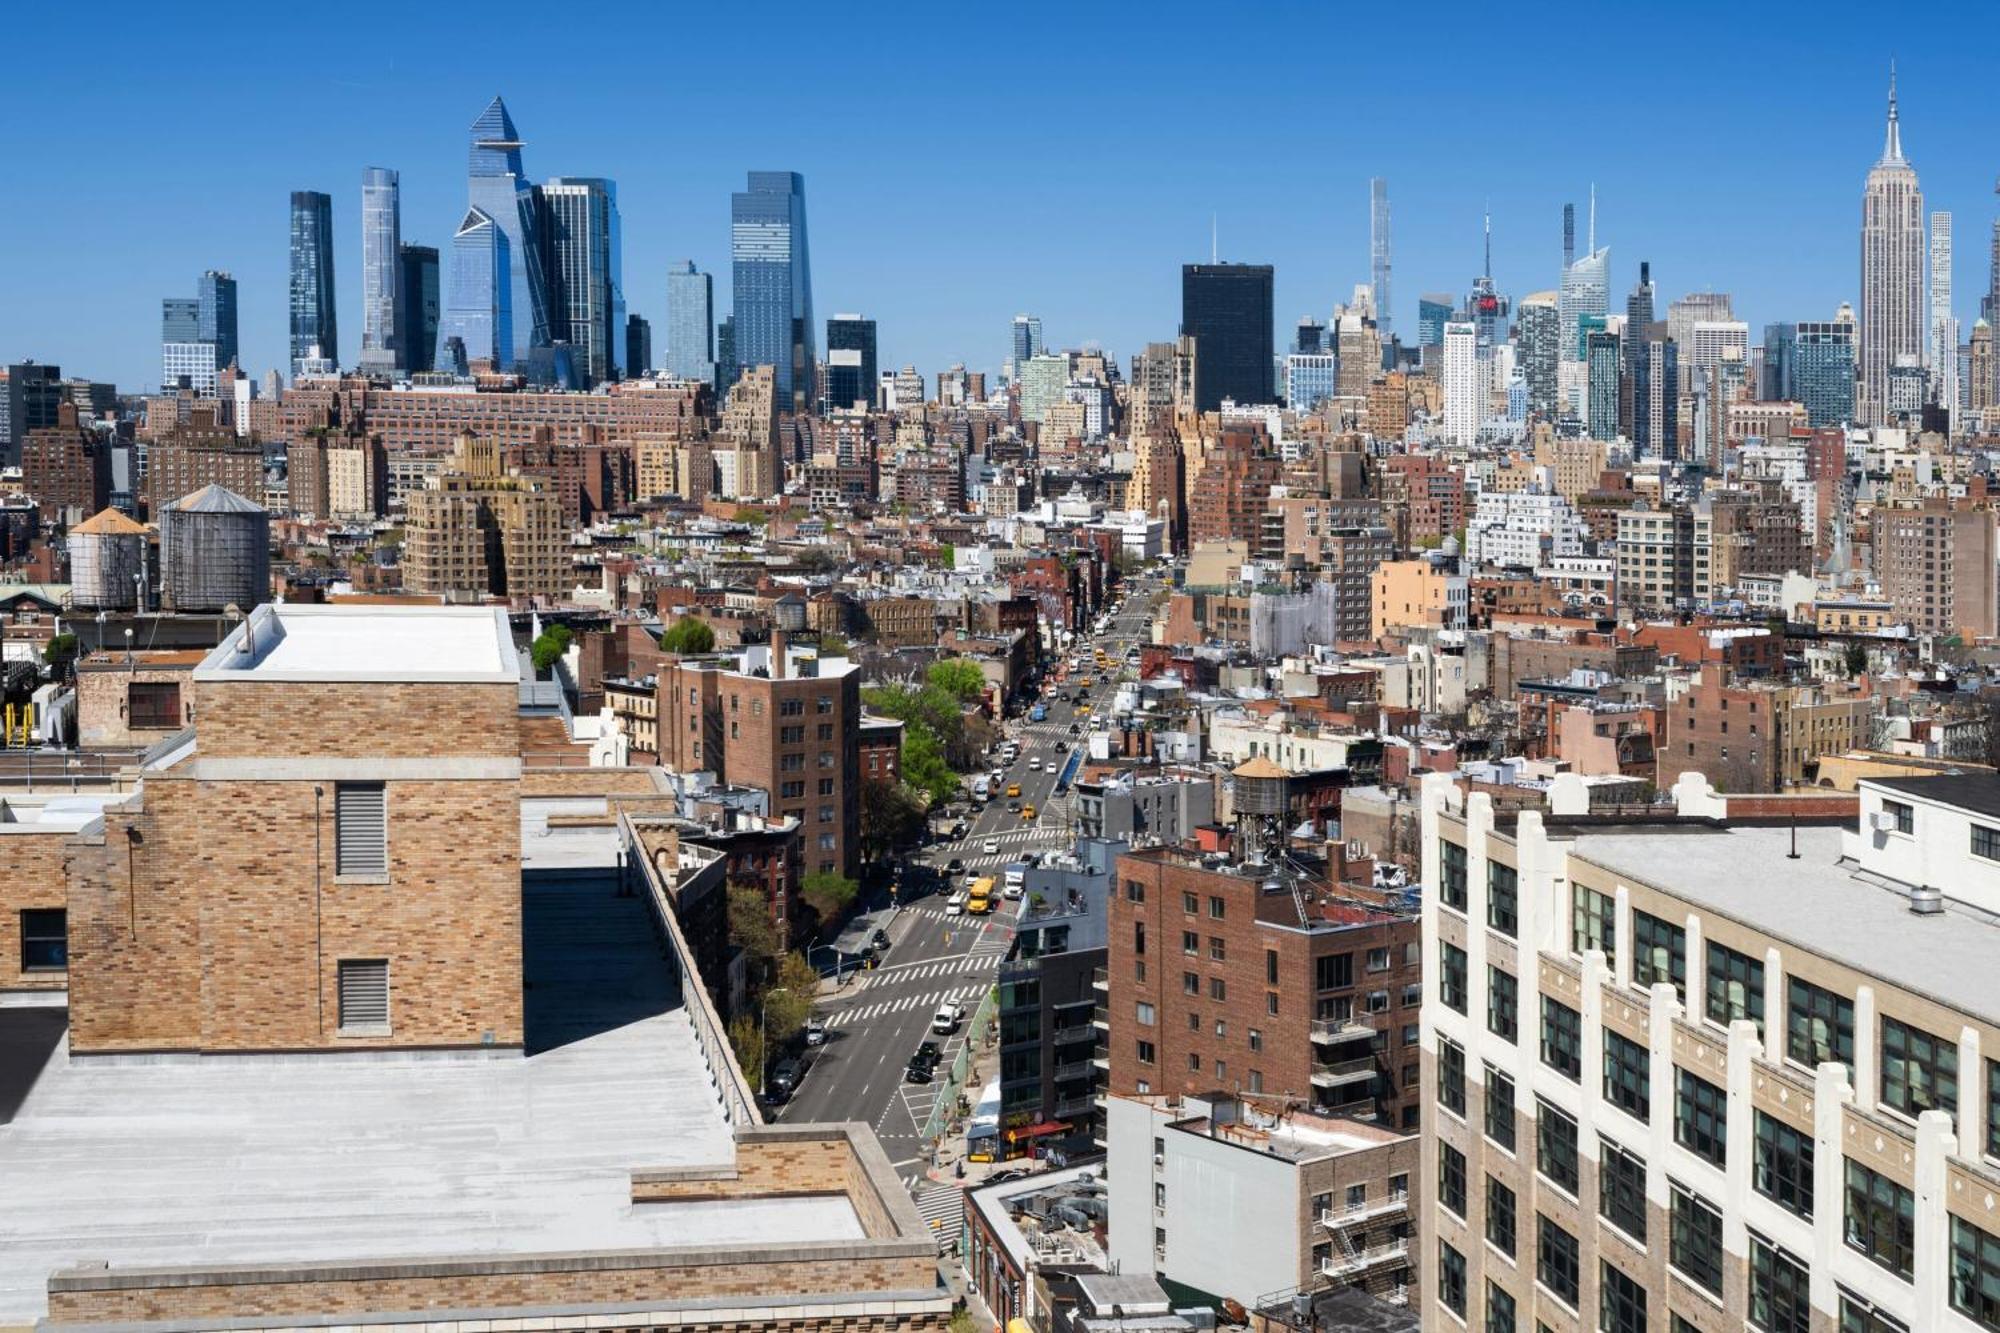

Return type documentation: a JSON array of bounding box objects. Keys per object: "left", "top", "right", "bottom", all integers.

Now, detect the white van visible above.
[
  {"left": 946, "top": 890, "right": 967, "bottom": 915},
  {"left": 1002, "top": 863, "right": 1027, "bottom": 899}
]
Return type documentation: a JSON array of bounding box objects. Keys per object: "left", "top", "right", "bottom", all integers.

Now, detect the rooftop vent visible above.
[{"left": 1910, "top": 884, "right": 1943, "bottom": 916}]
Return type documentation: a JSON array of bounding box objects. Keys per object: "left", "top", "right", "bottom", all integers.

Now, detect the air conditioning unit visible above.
[{"left": 1869, "top": 811, "right": 1899, "bottom": 833}]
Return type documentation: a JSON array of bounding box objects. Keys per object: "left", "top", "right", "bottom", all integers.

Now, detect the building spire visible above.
[
  {"left": 1588, "top": 184, "right": 1596, "bottom": 255},
  {"left": 1482, "top": 202, "right": 1492, "bottom": 283},
  {"left": 1884, "top": 60, "right": 1904, "bottom": 162}
]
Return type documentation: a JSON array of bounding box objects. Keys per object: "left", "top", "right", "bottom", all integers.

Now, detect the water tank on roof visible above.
[
  {"left": 68, "top": 507, "right": 147, "bottom": 610},
  {"left": 161, "top": 484, "right": 270, "bottom": 613},
  {"left": 1231, "top": 755, "right": 1290, "bottom": 817}
]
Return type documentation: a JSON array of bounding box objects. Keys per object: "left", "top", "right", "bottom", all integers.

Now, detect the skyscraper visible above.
[
  {"left": 397, "top": 245, "right": 440, "bottom": 375},
  {"left": 625, "top": 313, "right": 651, "bottom": 377},
  {"left": 1930, "top": 210, "right": 1957, "bottom": 414},
  {"left": 1370, "top": 177, "right": 1392, "bottom": 345},
  {"left": 198, "top": 270, "right": 238, "bottom": 373},
  {"left": 1798, "top": 305, "right": 1858, "bottom": 427},
  {"left": 664, "top": 261, "right": 715, "bottom": 385},
  {"left": 824, "top": 314, "right": 877, "bottom": 412},
  {"left": 716, "top": 314, "right": 736, "bottom": 395},
  {"left": 360, "top": 167, "right": 401, "bottom": 371},
  {"left": 543, "top": 177, "right": 625, "bottom": 384},
  {"left": 1557, "top": 198, "right": 1608, "bottom": 364},
  {"left": 1417, "top": 294, "right": 1455, "bottom": 356},
  {"left": 731, "top": 171, "right": 814, "bottom": 413},
  {"left": 439, "top": 207, "right": 510, "bottom": 372},
  {"left": 163, "top": 272, "right": 237, "bottom": 393},
  {"left": 1010, "top": 314, "right": 1044, "bottom": 373},
  {"left": 455, "top": 96, "right": 551, "bottom": 368},
  {"left": 1180, "top": 262, "right": 1274, "bottom": 411},
  {"left": 1585, "top": 329, "right": 1621, "bottom": 440},
  {"left": 1514, "top": 293, "right": 1560, "bottom": 420},
  {"left": 1441, "top": 320, "right": 1486, "bottom": 446},
  {"left": 1633, "top": 330, "right": 1679, "bottom": 459},
  {"left": 1622, "top": 262, "right": 1654, "bottom": 436},
  {"left": 1762, "top": 321, "right": 1797, "bottom": 402},
  {"left": 1860, "top": 69, "right": 1925, "bottom": 425},
  {"left": 288, "top": 190, "right": 337, "bottom": 378}
]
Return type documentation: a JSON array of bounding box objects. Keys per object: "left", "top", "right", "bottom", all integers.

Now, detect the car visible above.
[
  {"left": 1068, "top": 723, "right": 1081, "bottom": 735},
  {"left": 1006, "top": 783, "right": 1022, "bottom": 798},
  {"left": 870, "top": 927, "right": 891, "bottom": 952},
  {"left": 931, "top": 1002, "right": 965, "bottom": 1034},
  {"left": 803, "top": 1016, "right": 828, "bottom": 1047},
  {"left": 945, "top": 858, "right": 965, "bottom": 873},
  {"left": 1027, "top": 757, "right": 1041, "bottom": 771},
  {"left": 903, "top": 1057, "right": 935, "bottom": 1084},
  {"left": 915, "top": 1039, "right": 942, "bottom": 1066},
  {"left": 1052, "top": 740, "right": 1068, "bottom": 752},
  {"left": 766, "top": 1057, "right": 803, "bottom": 1102},
  {"left": 946, "top": 890, "right": 967, "bottom": 915},
  {"left": 1020, "top": 804, "right": 1036, "bottom": 821},
  {"left": 983, "top": 838, "right": 999, "bottom": 854},
  {"left": 1008, "top": 799, "right": 1022, "bottom": 813}
]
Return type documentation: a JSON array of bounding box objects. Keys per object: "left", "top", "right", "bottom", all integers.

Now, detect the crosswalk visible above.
[
  {"left": 835, "top": 982, "right": 988, "bottom": 1023},
  {"left": 912, "top": 1182, "right": 964, "bottom": 1251},
  {"left": 871, "top": 956, "right": 990, "bottom": 982}
]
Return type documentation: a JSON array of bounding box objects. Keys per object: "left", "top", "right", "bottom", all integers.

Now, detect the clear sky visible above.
[{"left": 3, "top": 0, "right": 1996, "bottom": 394}]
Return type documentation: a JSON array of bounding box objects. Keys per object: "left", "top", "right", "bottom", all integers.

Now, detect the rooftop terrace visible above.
[{"left": 192, "top": 603, "right": 521, "bottom": 683}]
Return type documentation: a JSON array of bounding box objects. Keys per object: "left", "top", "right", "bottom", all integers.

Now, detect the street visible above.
[{"left": 769, "top": 574, "right": 1166, "bottom": 1190}]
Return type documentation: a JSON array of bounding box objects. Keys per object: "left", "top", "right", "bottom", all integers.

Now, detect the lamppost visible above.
[
  {"left": 808, "top": 943, "right": 845, "bottom": 978},
  {"left": 756, "top": 986, "right": 793, "bottom": 1094}
]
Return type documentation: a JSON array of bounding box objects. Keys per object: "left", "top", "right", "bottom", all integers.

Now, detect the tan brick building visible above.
[
  {"left": 144, "top": 405, "right": 263, "bottom": 520},
  {"left": 21, "top": 402, "right": 108, "bottom": 523},
  {"left": 72, "top": 649, "right": 202, "bottom": 747},
  {"left": 402, "top": 433, "right": 567, "bottom": 603}
]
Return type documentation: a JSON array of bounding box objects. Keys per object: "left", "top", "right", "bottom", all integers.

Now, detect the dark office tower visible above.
[
  {"left": 1514, "top": 293, "right": 1560, "bottom": 420},
  {"left": 1762, "top": 322, "right": 1798, "bottom": 401},
  {"left": 1417, "top": 294, "right": 1455, "bottom": 354},
  {"left": 716, "top": 315, "right": 736, "bottom": 395},
  {"left": 3, "top": 363, "right": 62, "bottom": 467},
  {"left": 1294, "top": 317, "right": 1325, "bottom": 354},
  {"left": 1621, "top": 261, "right": 1654, "bottom": 436},
  {"left": 397, "top": 244, "right": 440, "bottom": 375},
  {"left": 543, "top": 177, "right": 624, "bottom": 384},
  {"left": 824, "top": 314, "right": 877, "bottom": 412},
  {"left": 198, "top": 270, "right": 238, "bottom": 372},
  {"left": 1585, "top": 329, "right": 1621, "bottom": 439},
  {"left": 288, "top": 190, "right": 338, "bottom": 377},
  {"left": 731, "top": 171, "right": 815, "bottom": 413},
  {"left": 625, "top": 313, "right": 651, "bottom": 377},
  {"left": 1180, "top": 262, "right": 1274, "bottom": 411},
  {"left": 1562, "top": 202, "right": 1576, "bottom": 269}
]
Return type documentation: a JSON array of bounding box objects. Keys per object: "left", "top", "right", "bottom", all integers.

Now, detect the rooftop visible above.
[
  {"left": 1560, "top": 821, "right": 1999, "bottom": 1023},
  {"left": 1169, "top": 1097, "right": 1405, "bottom": 1163},
  {"left": 192, "top": 603, "right": 521, "bottom": 684},
  {"left": 1869, "top": 771, "right": 2000, "bottom": 821}
]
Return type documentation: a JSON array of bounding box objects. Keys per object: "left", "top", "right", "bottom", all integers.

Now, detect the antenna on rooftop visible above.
[{"left": 1211, "top": 213, "right": 1218, "bottom": 265}]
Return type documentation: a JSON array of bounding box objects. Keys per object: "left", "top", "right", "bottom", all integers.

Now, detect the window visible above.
[
  {"left": 1536, "top": 1214, "right": 1579, "bottom": 1305},
  {"left": 1126, "top": 879, "right": 1146, "bottom": 902},
  {"left": 1754, "top": 1111, "right": 1815, "bottom": 1218},
  {"left": 1750, "top": 1235, "right": 1813, "bottom": 1333},
  {"left": 1440, "top": 839, "right": 1468, "bottom": 910},
  {"left": 1844, "top": 1158, "right": 1915, "bottom": 1280},
  {"left": 1402, "top": 982, "right": 1423, "bottom": 1007},
  {"left": 1540, "top": 995, "right": 1582, "bottom": 1079},
  {"left": 1208, "top": 895, "right": 1225, "bottom": 919},
  {"left": 1881, "top": 1016, "right": 1958, "bottom": 1118},
  {"left": 1670, "top": 1183, "right": 1724, "bottom": 1295},
  {"left": 1183, "top": 971, "right": 1199, "bottom": 995},
  {"left": 1267, "top": 948, "right": 1279, "bottom": 985},
  {"left": 1182, "top": 930, "right": 1200, "bottom": 955},
  {"left": 1603, "top": 1031, "right": 1650, "bottom": 1122},
  {"left": 1248, "top": 1028, "right": 1262, "bottom": 1052},
  {"left": 1438, "top": 1036, "right": 1466, "bottom": 1115},
  {"left": 1208, "top": 936, "right": 1226, "bottom": 962},
  {"left": 1537, "top": 1099, "right": 1579, "bottom": 1193},
  {"left": 1182, "top": 891, "right": 1198, "bottom": 913},
  {"left": 1952, "top": 1215, "right": 2000, "bottom": 1331},
  {"left": 1439, "top": 1141, "right": 1467, "bottom": 1217},
  {"left": 1881, "top": 798, "right": 1914, "bottom": 834},
  {"left": 1136, "top": 1039, "right": 1155, "bottom": 1064},
  {"left": 1487, "top": 861, "right": 1518, "bottom": 936},
  {"left": 1488, "top": 966, "right": 1518, "bottom": 1041},
  {"left": 1366, "top": 989, "right": 1390, "bottom": 1013},
  {"left": 1314, "top": 952, "right": 1351, "bottom": 990},
  {"left": 1135, "top": 922, "right": 1146, "bottom": 955},
  {"left": 127, "top": 681, "right": 182, "bottom": 729},
  {"left": 1438, "top": 1240, "right": 1467, "bottom": 1320},
  {"left": 334, "top": 782, "right": 387, "bottom": 877},
  {"left": 1485, "top": 1281, "right": 1516, "bottom": 1333},
  {"left": 1214, "top": 1018, "right": 1227, "bottom": 1038},
  {"left": 1785, "top": 977, "right": 1855, "bottom": 1078},
  {"left": 1485, "top": 1065, "right": 1516, "bottom": 1151},
  {"left": 1675, "top": 1069, "right": 1727, "bottom": 1166},
  {"left": 1208, "top": 976, "right": 1226, "bottom": 1001},
  {"left": 1991, "top": 1060, "right": 2000, "bottom": 1159},
  {"left": 336, "top": 958, "right": 389, "bottom": 1033},
  {"left": 1486, "top": 1176, "right": 1516, "bottom": 1256},
  {"left": 1366, "top": 946, "right": 1391, "bottom": 972},
  {"left": 19, "top": 908, "right": 66, "bottom": 972},
  {"left": 1135, "top": 1001, "right": 1155, "bottom": 1026},
  {"left": 1599, "top": 1139, "right": 1647, "bottom": 1242},
  {"left": 1706, "top": 940, "right": 1765, "bottom": 1035},
  {"left": 1974, "top": 824, "right": 2000, "bottom": 862},
  {"left": 1631, "top": 909, "right": 1686, "bottom": 1000},
  {"left": 1186, "top": 1052, "right": 1201, "bottom": 1073},
  {"left": 779, "top": 724, "right": 804, "bottom": 743},
  {"left": 1599, "top": 1261, "right": 1647, "bottom": 1333},
  {"left": 1840, "top": 1294, "right": 1911, "bottom": 1333},
  {"left": 1440, "top": 942, "right": 1468, "bottom": 1015},
  {"left": 1187, "top": 1011, "right": 1200, "bottom": 1031},
  {"left": 1572, "top": 884, "right": 1615, "bottom": 958}
]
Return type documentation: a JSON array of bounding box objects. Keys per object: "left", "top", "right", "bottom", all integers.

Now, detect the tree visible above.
[
  {"left": 728, "top": 884, "right": 782, "bottom": 966},
  {"left": 660, "top": 614, "right": 716, "bottom": 655},
  {"left": 529, "top": 624, "right": 573, "bottom": 674},
  {"left": 1843, "top": 641, "right": 1869, "bottom": 677},
  {"left": 727, "top": 1012, "right": 766, "bottom": 1091},
  {"left": 860, "top": 777, "right": 927, "bottom": 856},
  {"left": 940, "top": 543, "right": 956, "bottom": 569},
  {"left": 42, "top": 632, "right": 78, "bottom": 676},
  {"left": 762, "top": 952, "right": 819, "bottom": 1043},
  {"left": 948, "top": 1308, "right": 977, "bottom": 1333},
  {"left": 926, "top": 658, "right": 987, "bottom": 701},
  {"left": 817, "top": 629, "right": 852, "bottom": 656},
  {"left": 799, "top": 870, "right": 858, "bottom": 922},
  {"left": 900, "top": 725, "right": 959, "bottom": 805}
]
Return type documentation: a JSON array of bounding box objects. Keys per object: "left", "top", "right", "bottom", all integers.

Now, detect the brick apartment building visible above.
[
  {"left": 1188, "top": 428, "right": 1285, "bottom": 547},
  {"left": 402, "top": 433, "right": 567, "bottom": 603},
  {"left": 655, "top": 629, "right": 862, "bottom": 881},
  {"left": 21, "top": 402, "right": 108, "bottom": 522},
  {"left": 1874, "top": 501, "right": 2000, "bottom": 640},
  {"left": 1106, "top": 829, "right": 1423, "bottom": 1128},
  {"left": 287, "top": 425, "right": 389, "bottom": 520},
  {"left": 143, "top": 405, "right": 263, "bottom": 519},
  {"left": 503, "top": 424, "right": 635, "bottom": 525},
  {"left": 1658, "top": 662, "right": 1874, "bottom": 794}
]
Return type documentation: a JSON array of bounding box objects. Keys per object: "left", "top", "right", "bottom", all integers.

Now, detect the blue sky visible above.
[{"left": 3, "top": 0, "right": 1997, "bottom": 393}]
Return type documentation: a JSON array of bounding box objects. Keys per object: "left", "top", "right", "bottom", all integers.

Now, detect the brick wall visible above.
[
  {"left": 192, "top": 680, "right": 518, "bottom": 759},
  {"left": 0, "top": 830, "right": 70, "bottom": 991}
]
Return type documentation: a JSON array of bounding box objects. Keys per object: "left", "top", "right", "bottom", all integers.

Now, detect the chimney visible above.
[{"left": 769, "top": 627, "right": 787, "bottom": 680}]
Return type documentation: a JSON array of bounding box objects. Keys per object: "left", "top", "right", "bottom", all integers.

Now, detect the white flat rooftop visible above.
[{"left": 192, "top": 603, "right": 521, "bottom": 683}]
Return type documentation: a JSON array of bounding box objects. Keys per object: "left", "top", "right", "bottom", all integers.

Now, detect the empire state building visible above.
[{"left": 1860, "top": 68, "right": 1926, "bottom": 425}]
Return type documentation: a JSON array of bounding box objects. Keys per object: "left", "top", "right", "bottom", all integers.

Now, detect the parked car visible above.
[
  {"left": 804, "top": 1016, "right": 828, "bottom": 1047},
  {"left": 870, "top": 927, "right": 891, "bottom": 952},
  {"left": 766, "top": 1057, "right": 803, "bottom": 1102},
  {"left": 945, "top": 858, "right": 965, "bottom": 873},
  {"left": 931, "top": 1002, "right": 965, "bottom": 1034},
  {"left": 914, "top": 1040, "right": 942, "bottom": 1067},
  {"left": 904, "top": 1056, "right": 935, "bottom": 1084}
]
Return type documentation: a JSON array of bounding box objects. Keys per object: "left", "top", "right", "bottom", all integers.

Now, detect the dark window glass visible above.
[
  {"left": 1787, "top": 976, "right": 1855, "bottom": 1073},
  {"left": 1706, "top": 940, "right": 1766, "bottom": 1035},
  {"left": 1670, "top": 1183, "right": 1724, "bottom": 1295},
  {"left": 1440, "top": 839, "right": 1467, "bottom": 910},
  {"left": 1438, "top": 1140, "right": 1466, "bottom": 1218},
  {"left": 1440, "top": 942, "right": 1468, "bottom": 1015},
  {"left": 1314, "top": 952, "right": 1351, "bottom": 990},
  {"left": 1438, "top": 1239, "right": 1467, "bottom": 1319},
  {"left": 1536, "top": 1099, "right": 1578, "bottom": 1193},
  {"left": 1844, "top": 1159, "right": 1915, "bottom": 1280},
  {"left": 1974, "top": 824, "right": 2000, "bottom": 862},
  {"left": 1753, "top": 1110, "right": 1815, "bottom": 1220},
  {"left": 19, "top": 908, "right": 67, "bottom": 972},
  {"left": 1838, "top": 1294, "right": 1911, "bottom": 1333},
  {"left": 1488, "top": 966, "right": 1518, "bottom": 1041},
  {"left": 1990, "top": 1060, "right": 2000, "bottom": 1161},
  {"left": 1599, "top": 1139, "right": 1647, "bottom": 1242},
  {"left": 1632, "top": 909, "right": 1687, "bottom": 1001},
  {"left": 1486, "top": 1175, "right": 1516, "bottom": 1257},
  {"left": 1604, "top": 1030, "right": 1650, "bottom": 1122},
  {"left": 1599, "top": 1261, "right": 1647, "bottom": 1333},
  {"left": 1951, "top": 1215, "right": 2000, "bottom": 1332},
  {"left": 1438, "top": 1037, "right": 1466, "bottom": 1116},
  {"left": 1487, "top": 861, "right": 1518, "bottom": 936},
  {"left": 1881, "top": 1016, "right": 1958, "bottom": 1118},
  {"left": 1485, "top": 1282, "right": 1516, "bottom": 1333},
  {"left": 1540, "top": 995, "right": 1581, "bottom": 1079},
  {"left": 1750, "top": 1235, "right": 1813, "bottom": 1333},
  {"left": 1572, "top": 884, "right": 1614, "bottom": 957},
  {"left": 1485, "top": 1065, "right": 1515, "bottom": 1151},
  {"left": 1881, "top": 799, "right": 1913, "bottom": 834},
  {"left": 1675, "top": 1069, "right": 1727, "bottom": 1166},
  {"left": 1536, "top": 1214, "right": 1579, "bottom": 1305}
]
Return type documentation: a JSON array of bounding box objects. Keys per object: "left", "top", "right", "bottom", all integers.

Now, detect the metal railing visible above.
[
  {"left": 1310, "top": 1057, "right": 1377, "bottom": 1087},
  {"left": 1309, "top": 1016, "right": 1376, "bottom": 1043},
  {"left": 1318, "top": 1237, "right": 1408, "bottom": 1278},
  {"left": 1317, "top": 1191, "right": 1410, "bottom": 1230}
]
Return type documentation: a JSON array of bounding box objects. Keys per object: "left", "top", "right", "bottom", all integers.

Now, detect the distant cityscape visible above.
[{"left": 5, "top": 56, "right": 2000, "bottom": 1333}]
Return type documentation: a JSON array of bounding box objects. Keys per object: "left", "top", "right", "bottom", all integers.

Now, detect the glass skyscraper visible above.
[
  {"left": 1513, "top": 294, "right": 1560, "bottom": 420},
  {"left": 457, "top": 96, "right": 550, "bottom": 368},
  {"left": 1417, "top": 294, "right": 1455, "bottom": 352},
  {"left": 664, "top": 260, "right": 715, "bottom": 385},
  {"left": 1557, "top": 246, "right": 1609, "bottom": 363},
  {"left": 397, "top": 245, "right": 440, "bottom": 375},
  {"left": 1797, "top": 309, "right": 1858, "bottom": 427},
  {"left": 543, "top": 177, "right": 624, "bottom": 384},
  {"left": 1761, "top": 321, "right": 1797, "bottom": 402},
  {"left": 731, "top": 171, "right": 815, "bottom": 413},
  {"left": 824, "top": 314, "right": 877, "bottom": 412},
  {"left": 626, "top": 314, "right": 651, "bottom": 377},
  {"left": 360, "top": 167, "right": 401, "bottom": 370},
  {"left": 289, "top": 190, "right": 338, "bottom": 377},
  {"left": 1180, "top": 262, "right": 1274, "bottom": 410},
  {"left": 1011, "top": 314, "right": 1044, "bottom": 372},
  {"left": 163, "top": 272, "right": 237, "bottom": 392},
  {"left": 439, "top": 207, "right": 510, "bottom": 372},
  {"left": 1585, "top": 330, "right": 1621, "bottom": 440},
  {"left": 197, "top": 270, "right": 238, "bottom": 372}
]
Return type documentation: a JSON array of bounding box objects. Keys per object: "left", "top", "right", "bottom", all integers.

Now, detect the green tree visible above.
[
  {"left": 926, "top": 658, "right": 987, "bottom": 701},
  {"left": 529, "top": 624, "right": 573, "bottom": 674},
  {"left": 947, "top": 1308, "right": 977, "bottom": 1333},
  {"left": 799, "top": 870, "right": 858, "bottom": 922},
  {"left": 727, "top": 1012, "right": 766, "bottom": 1091},
  {"left": 660, "top": 614, "right": 716, "bottom": 655},
  {"left": 1843, "top": 641, "right": 1869, "bottom": 677},
  {"left": 899, "top": 724, "right": 959, "bottom": 805},
  {"left": 940, "top": 543, "right": 956, "bottom": 569},
  {"left": 42, "top": 632, "right": 78, "bottom": 675},
  {"left": 762, "top": 952, "right": 819, "bottom": 1043},
  {"left": 728, "top": 884, "right": 782, "bottom": 965},
  {"left": 860, "top": 776, "right": 927, "bottom": 856},
  {"left": 817, "top": 629, "right": 852, "bottom": 656}
]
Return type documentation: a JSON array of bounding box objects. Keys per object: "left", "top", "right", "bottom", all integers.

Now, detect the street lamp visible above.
[
  {"left": 808, "top": 943, "right": 845, "bottom": 979},
  {"left": 756, "top": 986, "right": 793, "bottom": 1094}
]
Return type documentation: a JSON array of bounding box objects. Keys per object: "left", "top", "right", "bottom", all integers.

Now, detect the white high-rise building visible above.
[
  {"left": 359, "top": 167, "right": 401, "bottom": 371},
  {"left": 1687, "top": 320, "right": 1750, "bottom": 393},
  {"left": 1861, "top": 69, "right": 1925, "bottom": 425},
  {"left": 1931, "top": 210, "right": 1959, "bottom": 422},
  {"left": 1557, "top": 249, "right": 1609, "bottom": 364},
  {"left": 1441, "top": 320, "right": 1488, "bottom": 446}
]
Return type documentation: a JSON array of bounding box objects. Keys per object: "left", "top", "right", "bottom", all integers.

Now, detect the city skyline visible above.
[{"left": 5, "top": 3, "right": 2000, "bottom": 392}]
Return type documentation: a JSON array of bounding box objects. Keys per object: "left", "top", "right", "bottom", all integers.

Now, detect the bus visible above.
[
  {"left": 965, "top": 876, "right": 995, "bottom": 914},
  {"left": 1029, "top": 703, "right": 1048, "bottom": 723}
]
